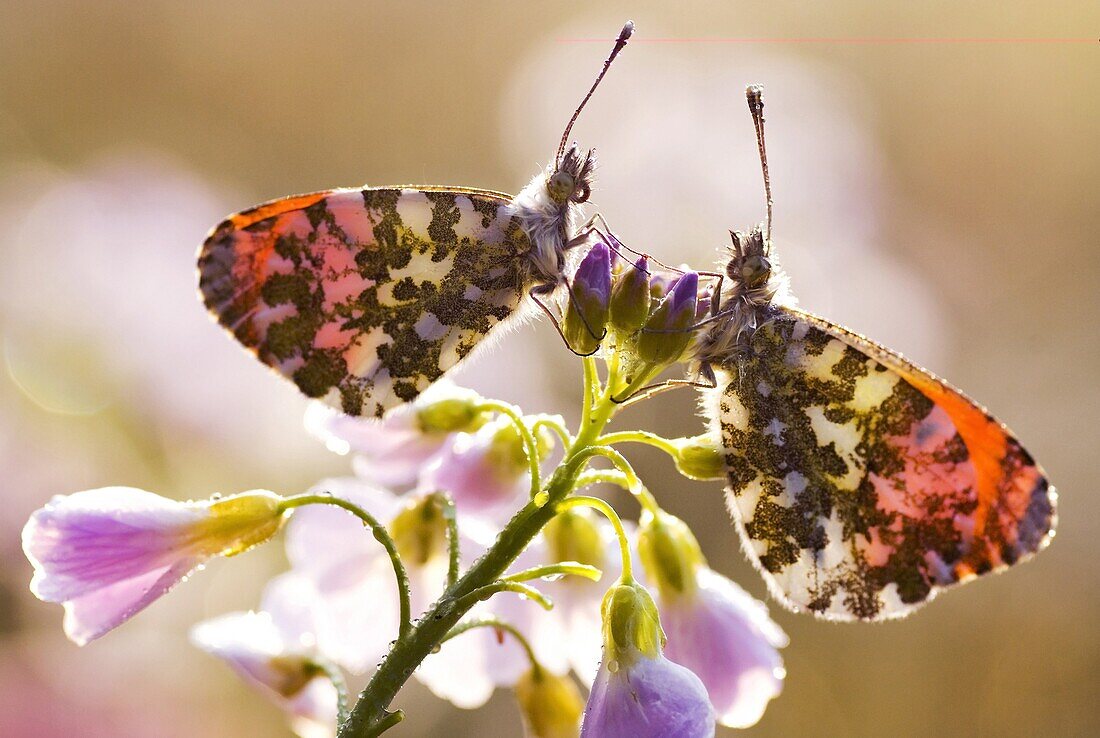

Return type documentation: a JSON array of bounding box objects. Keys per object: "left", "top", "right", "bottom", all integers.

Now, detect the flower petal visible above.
[
  {"left": 581, "top": 655, "right": 715, "bottom": 737},
  {"left": 660, "top": 568, "right": 787, "bottom": 728},
  {"left": 63, "top": 557, "right": 199, "bottom": 645},
  {"left": 23, "top": 487, "right": 203, "bottom": 602}
]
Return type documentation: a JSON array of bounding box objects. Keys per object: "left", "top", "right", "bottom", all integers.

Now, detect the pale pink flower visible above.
[
  {"left": 286, "top": 478, "right": 557, "bottom": 705},
  {"left": 638, "top": 511, "right": 787, "bottom": 728},
  {"left": 22, "top": 486, "right": 285, "bottom": 645},
  {"left": 191, "top": 574, "right": 339, "bottom": 738},
  {"left": 283, "top": 479, "right": 405, "bottom": 673},
  {"left": 660, "top": 569, "right": 788, "bottom": 728},
  {"left": 418, "top": 416, "right": 532, "bottom": 521},
  {"left": 303, "top": 380, "right": 485, "bottom": 491}
]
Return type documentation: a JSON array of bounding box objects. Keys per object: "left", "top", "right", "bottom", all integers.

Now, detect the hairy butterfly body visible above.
[
  {"left": 694, "top": 87, "right": 1056, "bottom": 621},
  {"left": 198, "top": 23, "right": 632, "bottom": 416}
]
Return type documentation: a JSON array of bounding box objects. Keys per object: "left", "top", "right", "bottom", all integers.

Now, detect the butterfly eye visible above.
[
  {"left": 547, "top": 171, "right": 576, "bottom": 203},
  {"left": 740, "top": 254, "right": 772, "bottom": 288}
]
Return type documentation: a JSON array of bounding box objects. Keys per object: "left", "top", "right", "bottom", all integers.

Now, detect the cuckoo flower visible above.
[
  {"left": 581, "top": 579, "right": 715, "bottom": 737},
  {"left": 304, "top": 381, "right": 487, "bottom": 491},
  {"left": 418, "top": 415, "right": 548, "bottom": 522},
  {"left": 638, "top": 510, "right": 787, "bottom": 729},
  {"left": 22, "top": 486, "right": 285, "bottom": 645},
  {"left": 191, "top": 574, "right": 339, "bottom": 738},
  {"left": 286, "top": 479, "right": 560, "bottom": 705}
]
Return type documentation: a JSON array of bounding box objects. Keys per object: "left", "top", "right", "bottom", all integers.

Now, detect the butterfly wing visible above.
[
  {"left": 199, "top": 186, "right": 534, "bottom": 416},
  {"left": 714, "top": 305, "right": 1056, "bottom": 621}
]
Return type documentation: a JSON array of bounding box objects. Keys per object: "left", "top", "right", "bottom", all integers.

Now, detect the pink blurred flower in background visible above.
[
  {"left": 304, "top": 380, "right": 486, "bottom": 491},
  {"left": 191, "top": 574, "right": 339, "bottom": 738},
  {"left": 285, "top": 478, "right": 565, "bottom": 707},
  {"left": 417, "top": 415, "right": 536, "bottom": 522},
  {"left": 23, "top": 486, "right": 285, "bottom": 645}
]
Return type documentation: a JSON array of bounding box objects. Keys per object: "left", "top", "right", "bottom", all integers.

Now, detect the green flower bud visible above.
[
  {"left": 389, "top": 495, "right": 448, "bottom": 566},
  {"left": 637, "top": 510, "right": 706, "bottom": 599},
  {"left": 563, "top": 243, "right": 612, "bottom": 355},
  {"left": 674, "top": 434, "right": 726, "bottom": 481},
  {"left": 543, "top": 507, "right": 606, "bottom": 570},
  {"left": 635, "top": 272, "right": 698, "bottom": 365},
  {"left": 515, "top": 667, "right": 584, "bottom": 738},
  {"left": 415, "top": 389, "right": 487, "bottom": 434},
  {"left": 203, "top": 490, "right": 287, "bottom": 557},
  {"left": 609, "top": 255, "right": 651, "bottom": 334},
  {"left": 601, "top": 579, "right": 665, "bottom": 667}
]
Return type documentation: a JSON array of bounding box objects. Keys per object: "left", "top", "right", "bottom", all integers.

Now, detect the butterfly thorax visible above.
[
  {"left": 511, "top": 146, "right": 594, "bottom": 291},
  {"left": 694, "top": 227, "right": 790, "bottom": 372}
]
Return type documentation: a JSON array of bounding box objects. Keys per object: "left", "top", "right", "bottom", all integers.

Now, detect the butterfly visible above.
[
  {"left": 198, "top": 23, "right": 634, "bottom": 417},
  {"left": 693, "top": 86, "right": 1057, "bottom": 621}
]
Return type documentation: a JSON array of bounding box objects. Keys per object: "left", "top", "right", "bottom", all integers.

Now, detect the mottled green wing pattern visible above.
[
  {"left": 198, "top": 187, "right": 534, "bottom": 416},
  {"left": 715, "top": 307, "right": 1055, "bottom": 621}
]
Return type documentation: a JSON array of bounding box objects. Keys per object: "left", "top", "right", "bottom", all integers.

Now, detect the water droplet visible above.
[
  {"left": 533, "top": 491, "right": 550, "bottom": 508},
  {"left": 541, "top": 573, "right": 565, "bottom": 582},
  {"left": 210, "top": 492, "right": 222, "bottom": 500},
  {"left": 607, "top": 659, "right": 619, "bottom": 673}
]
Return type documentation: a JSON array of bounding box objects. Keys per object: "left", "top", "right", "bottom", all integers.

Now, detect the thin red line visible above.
[{"left": 557, "top": 37, "right": 1099, "bottom": 45}]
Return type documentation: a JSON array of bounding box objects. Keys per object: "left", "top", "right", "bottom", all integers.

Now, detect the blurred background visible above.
[{"left": 1, "top": 2, "right": 1097, "bottom": 736}]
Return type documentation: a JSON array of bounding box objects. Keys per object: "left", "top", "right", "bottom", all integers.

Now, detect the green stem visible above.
[
  {"left": 280, "top": 494, "right": 412, "bottom": 639},
  {"left": 432, "top": 492, "right": 461, "bottom": 588},
  {"left": 557, "top": 495, "right": 633, "bottom": 581},
  {"left": 598, "top": 430, "right": 681, "bottom": 457},
  {"left": 504, "top": 562, "right": 602, "bottom": 584},
  {"left": 573, "top": 469, "right": 631, "bottom": 491},
  {"left": 338, "top": 350, "right": 622, "bottom": 737},
  {"left": 531, "top": 414, "right": 573, "bottom": 449},
  {"left": 476, "top": 400, "right": 542, "bottom": 499},
  {"left": 455, "top": 580, "right": 553, "bottom": 611},
  {"left": 311, "top": 658, "right": 350, "bottom": 727},
  {"left": 442, "top": 617, "right": 543, "bottom": 676}
]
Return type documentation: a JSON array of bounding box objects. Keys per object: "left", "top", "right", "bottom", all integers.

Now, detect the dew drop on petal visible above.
[{"left": 607, "top": 659, "right": 619, "bottom": 674}]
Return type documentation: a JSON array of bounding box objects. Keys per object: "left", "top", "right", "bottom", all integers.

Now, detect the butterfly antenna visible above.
[
  {"left": 746, "top": 85, "right": 773, "bottom": 243},
  {"left": 555, "top": 20, "right": 635, "bottom": 168}
]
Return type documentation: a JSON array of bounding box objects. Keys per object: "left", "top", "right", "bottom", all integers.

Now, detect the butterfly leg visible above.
[
  {"left": 528, "top": 284, "right": 602, "bottom": 358},
  {"left": 610, "top": 373, "right": 719, "bottom": 408}
]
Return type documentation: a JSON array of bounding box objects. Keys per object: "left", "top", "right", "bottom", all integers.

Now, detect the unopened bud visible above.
[
  {"left": 602, "top": 579, "right": 665, "bottom": 665},
  {"left": 563, "top": 243, "right": 612, "bottom": 355},
  {"left": 515, "top": 667, "right": 584, "bottom": 738},
  {"left": 544, "top": 507, "right": 606, "bottom": 570},
  {"left": 674, "top": 434, "right": 725, "bottom": 481},
  {"left": 635, "top": 272, "right": 699, "bottom": 365},
  {"left": 416, "top": 387, "right": 486, "bottom": 434},
  {"left": 637, "top": 510, "right": 706, "bottom": 599},
  {"left": 609, "top": 255, "right": 651, "bottom": 334},
  {"left": 389, "top": 495, "right": 448, "bottom": 566}
]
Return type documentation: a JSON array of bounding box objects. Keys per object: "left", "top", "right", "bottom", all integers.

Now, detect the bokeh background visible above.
[{"left": 1, "top": 2, "right": 1097, "bottom": 736}]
